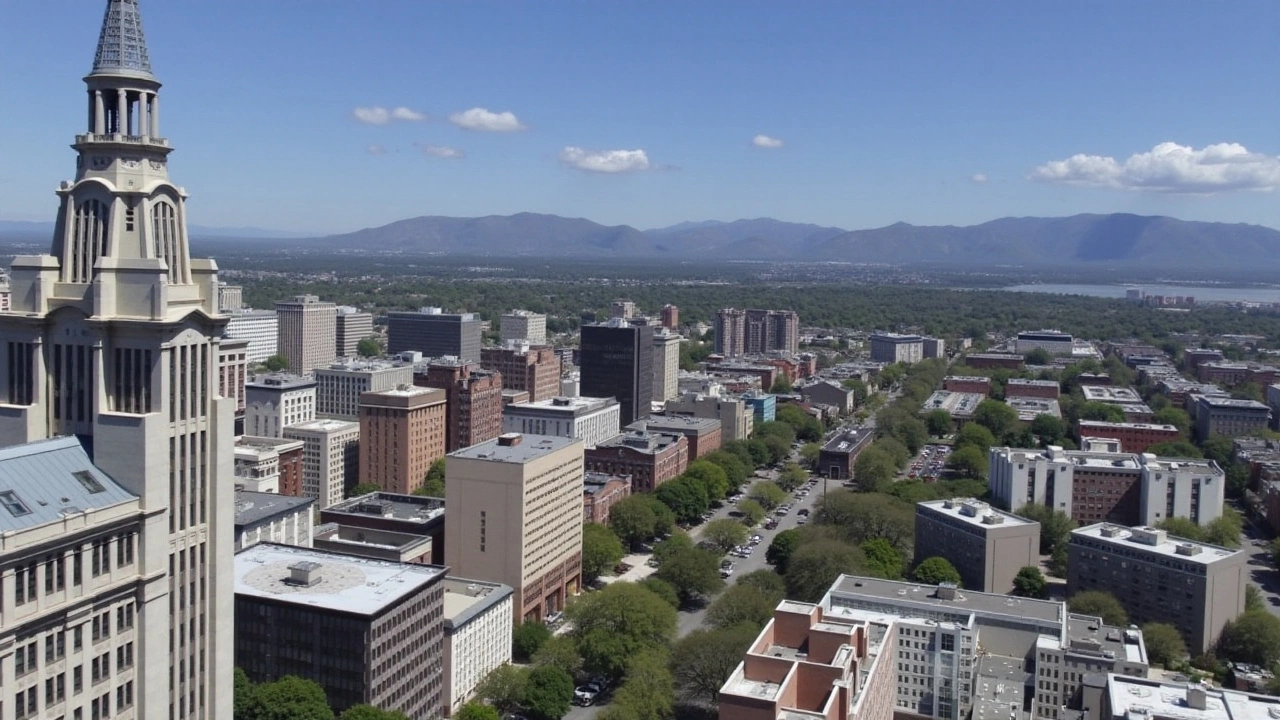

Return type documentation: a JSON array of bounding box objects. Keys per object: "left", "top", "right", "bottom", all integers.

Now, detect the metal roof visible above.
[{"left": 0, "top": 436, "right": 138, "bottom": 532}]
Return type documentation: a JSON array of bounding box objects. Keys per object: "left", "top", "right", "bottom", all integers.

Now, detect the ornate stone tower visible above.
[{"left": 0, "top": 2, "right": 233, "bottom": 718}]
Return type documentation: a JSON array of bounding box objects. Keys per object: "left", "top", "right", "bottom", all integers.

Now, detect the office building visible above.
[
  {"left": 503, "top": 396, "right": 621, "bottom": 448},
  {"left": 1006, "top": 379, "right": 1061, "bottom": 399},
  {"left": 283, "top": 419, "right": 361, "bottom": 509},
  {"left": 630, "top": 415, "right": 722, "bottom": 460},
  {"left": 661, "top": 304, "right": 679, "bottom": 330},
  {"left": 500, "top": 310, "right": 547, "bottom": 345},
  {"left": 335, "top": 306, "right": 374, "bottom": 358},
  {"left": 235, "top": 543, "right": 446, "bottom": 719},
  {"left": 584, "top": 430, "right": 689, "bottom": 492},
  {"left": 237, "top": 435, "right": 306, "bottom": 496},
  {"left": 1194, "top": 395, "right": 1271, "bottom": 442},
  {"left": 359, "top": 386, "right": 448, "bottom": 494},
  {"left": 443, "top": 578, "right": 514, "bottom": 716},
  {"left": 914, "top": 498, "right": 1041, "bottom": 593},
  {"left": 416, "top": 360, "right": 504, "bottom": 451},
  {"left": 989, "top": 446, "right": 1225, "bottom": 527},
  {"left": 714, "top": 308, "right": 746, "bottom": 356},
  {"left": 1068, "top": 524, "right": 1246, "bottom": 653},
  {"left": 446, "top": 434, "right": 585, "bottom": 622},
  {"left": 653, "top": 328, "right": 682, "bottom": 401},
  {"left": 869, "top": 333, "right": 925, "bottom": 363},
  {"left": 583, "top": 472, "right": 632, "bottom": 524},
  {"left": 1016, "top": 330, "right": 1075, "bottom": 355},
  {"left": 320, "top": 492, "right": 446, "bottom": 565},
  {"left": 611, "top": 299, "right": 637, "bottom": 319},
  {"left": 219, "top": 336, "right": 251, "bottom": 417},
  {"left": 1076, "top": 420, "right": 1181, "bottom": 453},
  {"left": 233, "top": 490, "right": 314, "bottom": 550},
  {"left": 245, "top": 372, "right": 316, "bottom": 437},
  {"left": 218, "top": 283, "right": 243, "bottom": 312},
  {"left": 666, "top": 392, "right": 754, "bottom": 441},
  {"left": 225, "top": 308, "right": 280, "bottom": 363},
  {"left": 482, "top": 343, "right": 562, "bottom": 402},
  {"left": 944, "top": 375, "right": 992, "bottom": 394},
  {"left": 580, "top": 319, "right": 655, "bottom": 425},
  {"left": 387, "top": 307, "right": 482, "bottom": 361},
  {"left": 277, "top": 294, "right": 338, "bottom": 373},
  {"left": 819, "top": 428, "right": 874, "bottom": 480},
  {"left": 0, "top": 4, "right": 238, "bottom": 715},
  {"left": 314, "top": 360, "right": 414, "bottom": 420}
]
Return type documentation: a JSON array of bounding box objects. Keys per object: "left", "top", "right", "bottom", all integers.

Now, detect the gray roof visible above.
[
  {"left": 92, "top": 0, "right": 154, "bottom": 79},
  {"left": 235, "top": 491, "right": 314, "bottom": 531},
  {"left": 0, "top": 436, "right": 138, "bottom": 532}
]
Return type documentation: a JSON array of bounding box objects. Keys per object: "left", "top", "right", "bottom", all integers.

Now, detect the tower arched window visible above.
[
  {"left": 151, "top": 200, "right": 186, "bottom": 284},
  {"left": 66, "top": 198, "right": 110, "bottom": 283}
]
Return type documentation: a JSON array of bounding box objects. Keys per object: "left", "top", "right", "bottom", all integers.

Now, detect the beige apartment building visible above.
[
  {"left": 914, "top": 498, "right": 1041, "bottom": 594},
  {"left": 283, "top": 419, "right": 361, "bottom": 509},
  {"left": 276, "top": 294, "right": 338, "bottom": 373},
  {"left": 445, "top": 434, "right": 585, "bottom": 623},
  {"left": 359, "top": 386, "right": 448, "bottom": 494}
]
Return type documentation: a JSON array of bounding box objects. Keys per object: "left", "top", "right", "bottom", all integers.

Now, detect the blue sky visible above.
[{"left": 2, "top": 1, "right": 1280, "bottom": 234}]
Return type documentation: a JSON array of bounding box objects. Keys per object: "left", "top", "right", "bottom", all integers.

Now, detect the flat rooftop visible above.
[
  {"left": 1081, "top": 386, "right": 1143, "bottom": 403},
  {"left": 234, "top": 491, "right": 314, "bottom": 529},
  {"left": 442, "top": 577, "right": 513, "bottom": 631},
  {"left": 825, "top": 575, "right": 1063, "bottom": 625},
  {"left": 1071, "top": 523, "right": 1241, "bottom": 566},
  {"left": 1107, "top": 675, "right": 1280, "bottom": 720},
  {"left": 451, "top": 433, "right": 580, "bottom": 463},
  {"left": 918, "top": 498, "right": 1037, "bottom": 529},
  {"left": 234, "top": 543, "right": 445, "bottom": 616}
]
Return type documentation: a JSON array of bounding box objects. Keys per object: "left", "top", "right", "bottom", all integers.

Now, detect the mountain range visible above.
[{"left": 4, "top": 213, "right": 1280, "bottom": 270}]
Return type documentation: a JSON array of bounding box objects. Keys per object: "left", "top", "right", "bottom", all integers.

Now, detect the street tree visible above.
[
  {"left": 1068, "top": 591, "right": 1128, "bottom": 627},
  {"left": 581, "top": 523, "right": 625, "bottom": 583},
  {"left": 672, "top": 625, "right": 759, "bottom": 705},
  {"left": 1141, "top": 623, "right": 1188, "bottom": 666},
  {"left": 1012, "top": 566, "right": 1048, "bottom": 599},
  {"left": 523, "top": 665, "right": 574, "bottom": 720},
  {"left": 703, "top": 518, "right": 749, "bottom": 553},
  {"left": 912, "top": 557, "right": 962, "bottom": 586}
]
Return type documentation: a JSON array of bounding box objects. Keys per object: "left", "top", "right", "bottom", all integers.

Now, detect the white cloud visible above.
[
  {"left": 1031, "top": 142, "right": 1280, "bottom": 193},
  {"left": 423, "top": 144, "right": 464, "bottom": 159},
  {"left": 971, "top": 173, "right": 988, "bottom": 183},
  {"left": 752, "top": 134, "right": 784, "bottom": 149},
  {"left": 559, "top": 146, "right": 650, "bottom": 174},
  {"left": 354, "top": 107, "right": 391, "bottom": 125},
  {"left": 448, "top": 107, "right": 526, "bottom": 132},
  {"left": 365, "top": 144, "right": 388, "bottom": 155},
  {"left": 391, "top": 106, "right": 428, "bottom": 122}
]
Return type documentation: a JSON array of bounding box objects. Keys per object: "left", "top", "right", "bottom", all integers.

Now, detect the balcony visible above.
[{"left": 75, "top": 133, "right": 169, "bottom": 148}]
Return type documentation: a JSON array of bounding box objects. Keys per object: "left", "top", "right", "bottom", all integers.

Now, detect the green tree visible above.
[
  {"left": 912, "top": 557, "right": 962, "bottom": 586},
  {"left": 262, "top": 354, "right": 290, "bottom": 372},
  {"left": 1068, "top": 591, "right": 1128, "bottom": 627},
  {"left": 974, "top": 399, "right": 1019, "bottom": 439},
  {"left": 455, "top": 703, "right": 501, "bottom": 720},
  {"left": 1012, "top": 566, "right": 1048, "bottom": 599},
  {"left": 638, "top": 577, "right": 680, "bottom": 609},
  {"left": 533, "top": 635, "right": 583, "bottom": 678},
  {"left": 347, "top": 482, "right": 381, "bottom": 498},
  {"left": 513, "top": 622, "right": 553, "bottom": 663},
  {"left": 1147, "top": 441, "right": 1204, "bottom": 458},
  {"left": 568, "top": 582, "right": 677, "bottom": 680},
  {"left": 707, "top": 579, "right": 785, "bottom": 630},
  {"left": 703, "top": 518, "right": 749, "bottom": 553},
  {"left": 476, "top": 665, "right": 528, "bottom": 714},
  {"left": 925, "top": 409, "right": 953, "bottom": 437},
  {"left": 954, "top": 423, "right": 997, "bottom": 452},
  {"left": 737, "top": 499, "right": 765, "bottom": 527},
  {"left": 785, "top": 540, "right": 866, "bottom": 602},
  {"left": 748, "top": 481, "right": 787, "bottom": 510},
  {"left": 1030, "top": 414, "right": 1067, "bottom": 443},
  {"left": 243, "top": 675, "right": 335, "bottom": 720},
  {"left": 655, "top": 547, "right": 725, "bottom": 604},
  {"left": 599, "top": 650, "right": 674, "bottom": 720},
  {"left": 523, "top": 665, "right": 574, "bottom": 720},
  {"left": 1218, "top": 611, "right": 1280, "bottom": 666},
  {"left": 356, "top": 337, "right": 381, "bottom": 358},
  {"left": 946, "top": 445, "right": 988, "bottom": 479},
  {"left": 1141, "top": 623, "right": 1189, "bottom": 667},
  {"left": 860, "top": 538, "right": 904, "bottom": 580},
  {"left": 672, "top": 625, "right": 759, "bottom": 704},
  {"left": 338, "top": 706, "right": 409, "bottom": 720},
  {"left": 767, "top": 529, "right": 801, "bottom": 573},
  {"left": 582, "top": 523, "right": 626, "bottom": 582}
]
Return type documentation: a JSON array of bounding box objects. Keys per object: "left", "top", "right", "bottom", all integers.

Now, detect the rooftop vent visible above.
[
  {"left": 498, "top": 433, "right": 523, "bottom": 447},
  {"left": 285, "top": 561, "right": 323, "bottom": 587}
]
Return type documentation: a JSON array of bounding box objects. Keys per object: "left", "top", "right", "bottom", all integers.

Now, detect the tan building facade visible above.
[
  {"left": 913, "top": 498, "right": 1040, "bottom": 594},
  {"left": 359, "top": 386, "right": 448, "bottom": 494},
  {"left": 445, "top": 434, "right": 585, "bottom": 623}
]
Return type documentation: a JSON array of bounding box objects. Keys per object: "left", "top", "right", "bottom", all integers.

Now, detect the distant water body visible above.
[{"left": 1002, "top": 283, "right": 1280, "bottom": 304}]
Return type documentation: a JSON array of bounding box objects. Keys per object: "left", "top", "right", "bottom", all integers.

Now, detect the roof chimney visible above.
[{"left": 498, "top": 433, "right": 523, "bottom": 447}]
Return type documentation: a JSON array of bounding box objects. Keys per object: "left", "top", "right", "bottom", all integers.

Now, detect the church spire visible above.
[{"left": 90, "top": 0, "right": 154, "bottom": 80}]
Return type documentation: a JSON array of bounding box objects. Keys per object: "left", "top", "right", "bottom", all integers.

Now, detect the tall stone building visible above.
[
  {"left": 276, "top": 294, "right": 337, "bottom": 373},
  {"left": 0, "top": 2, "right": 234, "bottom": 716}
]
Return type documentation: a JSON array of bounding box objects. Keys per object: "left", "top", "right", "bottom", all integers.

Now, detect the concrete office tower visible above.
[
  {"left": 443, "top": 578, "right": 515, "bottom": 715},
  {"left": 283, "top": 419, "right": 360, "bottom": 509},
  {"left": 661, "top": 304, "right": 679, "bottom": 330},
  {"left": 277, "top": 294, "right": 338, "bottom": 374},
  {"left": 225, "top": 308, "right": 279, "bottom": 363},
  {"left": 482, "top": 343, "right": 562, "bottom": 402},
  {"left": 913, "top": 498, "right": 1041, "bottom": 594},
  {"left": 869, "top": 332, "right": 926, "bottom": 363},
  {"left": 581, "top": 319, "right": 655, "bottom": 425},
  {"left": 219, "top": 337, "right": 250, "bottom": 417},
  {"left": 652, "top": 328, "right": 682, "bottom": 401},
  {"left": 235, "top": 544, "right": 447, "bottom": 719},
  {"left": 446, "top": 434, "right": 585, "bottom": 623},
  {"left": 714, "top": 308, "right": 746, "bottom": 356},
  {"left": 1068, "top": 524, "right": 1246, "bottom": 653},
  {"left": 611, "top": 299, "right": 637, "bottom": 319},
  {"left": 417, "top": 360, "right": 505, "bottom": 451},
  {"left": 335, "top": 306, "right": 374, "bottom": 358},
  {"left": 387, "top": 307, "right": 482, "bottom": 361},
  {"left": 314, "top": 360, "right": 414, "bottom": 420},
  {"left": 218, "top": 283, "right": 243, "bottom": 312},
  {"left": 359, "top": 386, "right": 448, "bottom": 494},
  {"left": 503, "top": 396, "right": 622, "bottom": 448},
  {"left": 0, "top": 438, "right": 147, "bottom": 720},
  {"left": 0, "top": 3, "right": 235, "bottom": 716},
  {"left": 245, "top": 373, "right": 317, "bottom": 437},
  {"left": 501, "top": 310, "right": 547, "bottom": 345}
]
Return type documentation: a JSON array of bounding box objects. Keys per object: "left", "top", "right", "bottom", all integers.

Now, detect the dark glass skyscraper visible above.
[{"left": 580, "top": 320, "right": 655, "bottom": 425}]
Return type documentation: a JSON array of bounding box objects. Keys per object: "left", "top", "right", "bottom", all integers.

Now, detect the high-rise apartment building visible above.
[
  {"left": 387, "top": 307, "right": 482, "bottom": 361},
  {"left": 661, "top": 304, "right": 679, "bottom": 330},
  {"left": 0, "top": 4, "right": 234, "bottom": 715},
  {"left": 503, "top": 396, "right": 622, "bottom": 448},
  {"left": 276, "top": 294, "right": 338, "bottom": 373},
  {"left": 580, "top": 319, "right": 655, "bottom": 425},
  {"left": 335, "top": 306, "right": 374, "bottom": 358},
  {"left": 218, "top": 283, "right": 244, "bottom": 312},
  {"left": 283, "top": 419, "right": 361, "bottom": 509},
  {"left": 500, "top": 310, "right": 547, "bottom": 345},
  {"left": 481, "top": 343, "right": 562, "bottom": 402},
  {"left": 359, "top": 386, "right": 448, "bottom": 494},
  {"left": 416, "top": 360, "right": 505, "bottom": 451},
  {"left": 314, "top": 360, "right": 415, "bottom": 420},
  {"left": 715, "top": 308, "right": 799, "bottom": 356},
  {"left": 1068, "top": 524, "right": 1246, "bottom": 653},
  {"left": 652, "top": 328, "right": 682, "bottom": 401},
  {"left": 445, "top": 434, "right": 585, "bottom": 622},
  {"left": 224, "top": 308, "right": 279, "bottom": 363},
  {"left": 244, "top": 373, "right": 317, "bottom": 437},
  {"left": 913, "top": 498, "right": 1041, "bottom": 594}
]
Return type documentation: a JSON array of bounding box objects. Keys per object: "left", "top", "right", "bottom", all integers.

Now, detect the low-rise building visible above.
[
  {"left": 234, "top": 491, "right": 314, "bottom": 550},
  {"left": 502, "top": 396, "right": 621, "bottom": 448},
  {"left": 1006, "top": 378, "right": 1061, "bottom": 399},
  {"left": 944, "top": 375, "right": 992, "bottom": 394},
  {"left": 584, "top": 430, "right": 689, "bottom": 492},
  {"left": 320, "top": 492, "right": 445, "bottom": 565},
  {"left": 818, "top": 427, "right": 874, "bottom": 480},
  {"left": 283, "top": 419, "right": 361, "bottom": 509},
  {"left": 442, "top": 578, "right": 514, "bottom": 717},
  {"left": 583, "top": 472, "right": 632, "bottom": 524},
  {"left": 245, "top": 373, "right": 317, "bottom": 437},
  {"left": 628, "top": 415, "right": 722, "bottom": 460},
  {"left": 1068, "top": 524, "right": 1246, "bottom": 653},
  {"left": 913, "top": 498, "right": 1040, "bottom": 594},
  {"left": 1194, "top": 395, "right": 1271, "bottom": 442},
  {"left": 234, "top": 543, "right": 447, "bottom": 719},
  {"left": 1076, "top": 420, "right": 1181, "bottom": 454}
]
